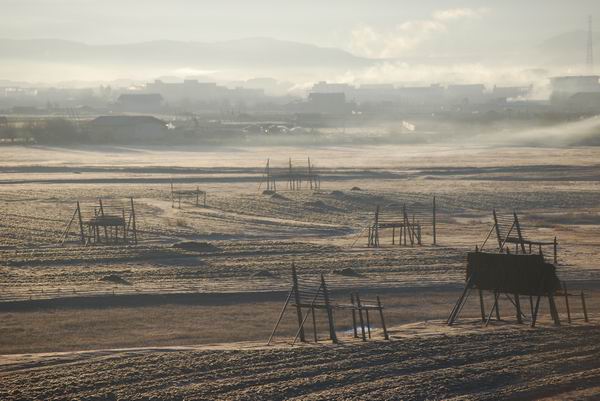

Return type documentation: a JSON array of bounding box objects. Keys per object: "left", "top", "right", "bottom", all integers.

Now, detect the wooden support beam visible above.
[
  {"left": 581, "top": 291, "right": 589, "bottom": 322},
  {"left": 311, "top": 307, "right": 317, "bottom": 343},
  {"left": 291, "top": 263, "right": 305, "bottom": 343},
  {"left": 76, "top": 201, "right": 85, "bottom": 245},
  {"left": 267, "top": 286, "right": 294, "bottom": 345},
  {"left": 485, "top": 291, "right": 500, "bottom": 327},
  {"left": 377, "top": 296, "right": 389, "bottom": 340},
  {"left": 321, "top": 274, "right": 337, "bottom": 343},
  {"left": 432, "top": 196, "right": 436, "bottom": 245},
  {"left": 515, "top": 294, "right": 523, "bottom": 324},
  {"left": 130, "top": 197, "right": 138, "bottom": 244},
  {"left": 479, "top": 289, "right": 486, "bottom": 322},
  {"left": 548, "top": 294, "right": 560, "bottom": 326},
  {"left": 350, "top": 293, "right": 358, "bottom": 338},
  {"left": 563, "top": 283, "right": 571, "bottom": 324},
  {"left": 356, "top": 293, "right": 367, "bottom": 341},
  {"left": 531, "top": 295, "right": 541, "bottom": 327},
  {"left": 495, "top": 290, "right": 501, "bottom": 321}
]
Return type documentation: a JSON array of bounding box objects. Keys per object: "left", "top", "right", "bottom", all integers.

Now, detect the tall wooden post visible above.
[
  {"left": 170, "top": 180, "right": 174, "bottom": 208},
  {"left": 356, "top": 293, "right": 366, "bottom": 341},
  {"left": 478, "top": 289, "right": 486, "bottom": 322},
  {"left": 515, "top": 294, "right": 523, "bottom": 324},
  {"left": 321, "top": 274, "right": 337, "bottom": 343},
  {"left": 377, "top": 296, "right": 389, "bottom": 340},
  {"left": 351, "top": 293, "right": 358, "bottom": 338},
  {"left": 432, "top": 196, "right": 437, "bottom": 245},
  {"left": 493, "top": 209, "right": 502, "bottom": 251},
  {"left": 494, "top": 290, "right": 501, "bottom": 321},
  {"left": 513, "top": 211, "right": 526, "bottom": 254},
  {"left": 373, "top": 205, "right": 380, "bottom": 248},
  {"left": 291, "top": 263, "right": 305, "bottom": 342},
  {"left": 548, "top": 293, "right": 560, "bottom": 326},
  {"left": 581, "top": 292, "right": 589, "bottom": 322},
  {"left": 76, "top": 201, "right": 85, "bottom": 245},
  {"left": 563, "top": 283, "right": 571, "bottom": 324},
  {"left": 130, "top": 197, "right": 138, "bottom": 244}
]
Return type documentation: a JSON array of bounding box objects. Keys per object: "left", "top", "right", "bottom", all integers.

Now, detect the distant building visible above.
[
  {"left": 117, "top": 93, "right": 164, "bottom": 112},
  {"left": 550, "top": 76, "right": 600, "bottom": 107},
  {"left": 551, "top": 76, "right": 600, "bottom": 95},
  {"left": 88, "top": 115, "right": 167, "bottom": 143},
  {"left": 492, "top": 86, "right": 531, "bottom": 101},
  {"left": 446, "top": 84, "right": 487, "bottom": 104},
  {"left": 145, "top": 79, "right": 264, "bottom": 105}
]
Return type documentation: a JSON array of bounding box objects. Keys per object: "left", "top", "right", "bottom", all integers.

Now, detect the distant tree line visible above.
[{"left": 0, "top": 118, "right": 87, "bottom": 145}]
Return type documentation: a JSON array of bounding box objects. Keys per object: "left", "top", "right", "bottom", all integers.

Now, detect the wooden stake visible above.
[
  {"left": 76, "top": 201, "right": 85, "bottom": 245},
  {"left": 291, "top": 263, "right": 305, "bottom": 343},
  {"left": 479, "top": 289, "right": 486, "bottom": 322},
  {"left": 377, "top": 296, "right": 389, "bottom": 340},
  {"left": 563, "top": 283, "right": 571, "bottom": 324},
  {"left": 321, "top": 274, "right": 337, "bottom": 343},
  {"left": 581, "top": 291, "right": 589, "bottom": 322},
  {"left": 351, "top": 293, "right": 358, "bottom": 338},
  {"left": 130, "top": 197, "right": 138, "bottom": 244},
  {"left": 267, "top": 286, "right": 294, "bottom": 345},
  {"left": 356, "top": 293, "right": 366, "bottom": 341},
  {"left": 432, "top": 196, "right": 436, "bottom": 245},
  {"left": 515, "top": 293, "right": 523, "bottom": 324}
]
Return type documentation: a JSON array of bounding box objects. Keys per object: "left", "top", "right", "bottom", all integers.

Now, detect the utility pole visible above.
[{"left": 587, "top": 15, "right": 594, "bottom": 73}]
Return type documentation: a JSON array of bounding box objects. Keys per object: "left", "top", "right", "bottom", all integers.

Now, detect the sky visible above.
[
  {"left": 2, "top": 0, "right": 596, "bottom": 54},
  {"left": 0, "top": 1, "right": 598, "bottom": 85}
]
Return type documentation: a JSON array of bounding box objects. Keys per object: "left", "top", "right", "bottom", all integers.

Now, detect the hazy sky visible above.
[
  {"left": 1, "top": 1, "right": 597, "bottom": 85},
  {"left": 2, "top": 0, "right": 597, "bottom": 56}
]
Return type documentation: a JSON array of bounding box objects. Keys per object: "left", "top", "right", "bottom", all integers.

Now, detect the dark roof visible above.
[{"left": 90, "top": 115, "right": 166, "bottom": 126}]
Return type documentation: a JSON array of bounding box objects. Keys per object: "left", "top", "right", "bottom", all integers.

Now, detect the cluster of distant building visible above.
[{"left": 1, "top": 74, "right": 599, "bottom": 117}]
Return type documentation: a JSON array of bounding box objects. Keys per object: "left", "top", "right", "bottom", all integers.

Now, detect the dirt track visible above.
[{"left": 1, "top": 322, "right": 599, "bottom": 400}]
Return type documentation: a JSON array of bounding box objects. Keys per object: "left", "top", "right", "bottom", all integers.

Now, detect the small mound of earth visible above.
[
  {"left": 270, "top": 192, "right": 289, "bottom": 201},
  {"left": 172, "top": 241, "right": 220, "bottom": 252},
  {"left": 304, "top": 200, "right": 327, "bottom": 208},
  {"left": 251, "top": 270, "right": 276, "bottom": 278},
  {"left": 332, "top": 267, "right": 361, "bottom": 277},
  {"left": 99, "top": 274, "right": 131, "bottom": 285},
  {"left": 331, "top": 190, "right": 344, "bottom": 197},
  {"left": 350, "top": 186, "right": 362, "bottom": 191},
  {"left": 262, "top": 190, "right": 276, "bottom": 195}
]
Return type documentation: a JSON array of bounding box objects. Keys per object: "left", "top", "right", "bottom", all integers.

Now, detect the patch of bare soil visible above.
[{"left": 1, "top": 322, "right": 599, "bottom": 400}]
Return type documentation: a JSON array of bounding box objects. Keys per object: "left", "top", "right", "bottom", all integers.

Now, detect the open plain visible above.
[{"left": 1, "top": 144, "right": 600, "bottom": 399}]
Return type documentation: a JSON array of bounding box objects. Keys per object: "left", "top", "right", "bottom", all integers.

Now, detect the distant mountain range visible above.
[
  {"left": 0, "top": 34, "right": 597, "bottom": 87},
  {"left": 0, "top": 37, "right": 373, "bottom": 70},
  {"left": 535, "top": 30, "right": 600, "bottom": 67}
]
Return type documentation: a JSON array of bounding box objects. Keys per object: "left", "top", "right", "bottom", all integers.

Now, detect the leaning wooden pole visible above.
[
  {"left": 76, "top": 201, "right": 85, "bottom": 245},
  {"left": 432, "top": 196, "right": 437, "bottom": 245},
  {"left": 291, "top": 263, "right": 306, "bottom": 343},
  {"left": 267, "top": 286, "right": 294, "bottom": 345},
  {"left": 377, "top": 296, "right": 389, "bottom": 340},
  {"left": 130, "top": 197, "right": 138, "bottom": 244},
  {"left": 321, "top": 274, "right": 337, "bottom": 343}
]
